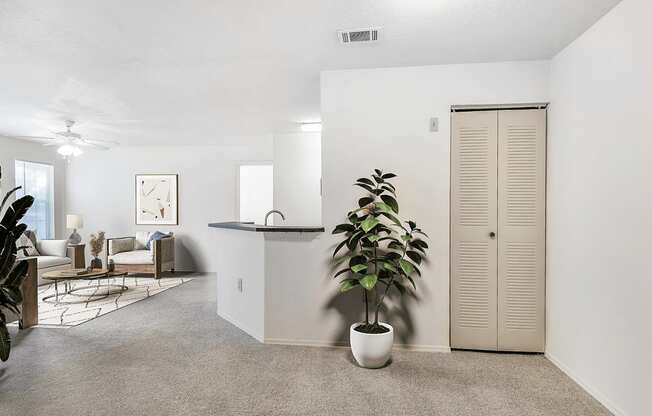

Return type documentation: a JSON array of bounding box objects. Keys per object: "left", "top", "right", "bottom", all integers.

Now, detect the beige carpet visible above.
[{"left": 0, "top": 274, "right": 612, "bottom": 416}]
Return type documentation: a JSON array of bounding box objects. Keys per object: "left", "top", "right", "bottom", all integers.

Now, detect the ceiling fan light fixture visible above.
[{"left": 57, "top": 144, "right": 82, "bottom": 157}]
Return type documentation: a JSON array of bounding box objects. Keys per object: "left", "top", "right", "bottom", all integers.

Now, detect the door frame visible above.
[{"left": 448, "top": 103, "right": 549, "bottom": 351}]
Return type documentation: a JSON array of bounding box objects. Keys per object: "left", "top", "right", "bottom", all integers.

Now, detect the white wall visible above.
[
  {"left": 278, "top": 60, "right": 549, "bottom": 350},
  {"left": 547, "top": 0, "right": 652, "bottom": 415},
  {"left": 239, "top": 164, "right": 273, "bottom": 225},
  {"left": 273, "top": 132, "right": 322, "bottom": 226},
  {"left": 0, "top": 136, "right": 67, "bottom": 239},
  {"left": 65, "top": 141, "right": 272, "bottom": 272}
]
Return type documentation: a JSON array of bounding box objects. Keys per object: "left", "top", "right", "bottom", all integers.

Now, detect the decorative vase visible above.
[
  {"left": 349, "top": 322, "right": 394, "bottom": 368},
  {"left": 90, "top": 257, "right": 102, "bottom": 270}
]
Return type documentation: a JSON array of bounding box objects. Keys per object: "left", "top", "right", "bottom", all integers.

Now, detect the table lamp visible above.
[{"left": 67, "top": 214, "right": 83, "bottom": 245}]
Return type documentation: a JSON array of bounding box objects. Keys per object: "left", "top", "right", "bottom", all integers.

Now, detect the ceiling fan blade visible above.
[
  {"left": 9, "top": 136, "right": 61, "bottom": 145},
  {"left": 77, "top": 140, "right": 110, "bottom": 150},
  {"left": 83, "top": 138, "right": 120, "bottom": 146}
]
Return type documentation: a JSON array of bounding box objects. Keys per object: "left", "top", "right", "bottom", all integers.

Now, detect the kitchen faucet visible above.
[{"left": 264, "top": 210, "right": 285, "bottom": 226}]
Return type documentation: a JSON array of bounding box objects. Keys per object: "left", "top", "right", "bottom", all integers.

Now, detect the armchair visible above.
[
  {"left": 106, "top": 232, "right": 175, "bottom": 278},
  {"left": 17, "top": 237, "right": 75, "bottom": 286}
]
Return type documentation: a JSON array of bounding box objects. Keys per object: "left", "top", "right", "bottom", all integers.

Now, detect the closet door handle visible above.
[{"left": 489, "top": 232, "right": 496, "bottom": 239}]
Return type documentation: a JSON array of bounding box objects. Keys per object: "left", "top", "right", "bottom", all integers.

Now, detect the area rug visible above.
[{"left": 25, "top": 276, "right": 194, "bottom": 327}]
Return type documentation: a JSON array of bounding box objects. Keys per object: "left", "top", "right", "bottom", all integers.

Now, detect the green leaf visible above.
[
  {"left": 380, "top": 212, "right": 402, "bottom": 227},
  {"left": 351, "top": 264, "right": 367, "bottom": 273},
  {"left": 406, "top": 250, "right": 422, "bottom": 265},
  {"left": 384, "top": 252, "right": 402, "bottom": 261},
  {"left": 332, "top": 239, "right": 348, "bottom": 258},
  {"left": 332, "top": 223, "right": 355, "bottom": 234},
  {"left": 380, "top": 194, "right": 399, "bottom": 213},
  {"left": 356, "top": 178, "right": 374, "bottom": 186},
  {"left": 382, "top": 261, "right": 398, "bottom": 272},
  {"left": 367, "top": 235, "right": 380, "bottom": 242},
  {"left": 380, "top": 186, "right": 395, "bottom": 195},
  {"left": 399, "top": 259, "right": 415, "bottom": 275},
  {"left": 347, "top": 231, "right": 363, "bottom": 250},
  {"left": 405, "top": 275, "right": 417, "bottom": 290},
  {"left": 382, "top": 173, "right": 397, "bottom": 179},
  {"left": 406, "top": 220, "right": 416, "bottom": 230},
  {"left": 388, "top": 241, "right": 404, "bottom": 250},
  {"left": 373, "top": 202, "right": 393, "bottom": 214},
  {"left": 359, "top": 274, "right": 378, "bottom": 290},
  {"left": 3, "top": 261, "right": 28, "bottom": 288},
  {"left": 340, "top": 279, "right": 359, "bottom": 293},
  {"left": 401, "top": 233, "right": 411, "bottom": 241},
  {"left": 374, "top": 169, "right": 382, "bottom": 176},
  {"left": 414, "top": 229, "right": 429, "bottom": 238},
  {"left": 354, "top": 183, "right": 374, "bottom": 193},
  {"left": 360, "top": 216, "right": 380, "bottom": 233},
  {"left": 410, "top": 239, "right": 429, "bottom": 251},
  {"left": 333, "top": 268, "right": 350, "bottom": 279},
  {"left": 372, "top": 175, "right": 384, "bottom": 184},
  {"left": 358, "top": 197, "right": 374, "bottom": 208}
]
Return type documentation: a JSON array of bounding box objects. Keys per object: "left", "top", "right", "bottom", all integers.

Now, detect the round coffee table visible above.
[{"left": 42, "top": 269, "right": 128, "bottom": 304}]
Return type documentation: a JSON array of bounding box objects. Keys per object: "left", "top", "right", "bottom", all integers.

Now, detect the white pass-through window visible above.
[{"left": 238, "top": 164, "right": 273, "bottom": 225}]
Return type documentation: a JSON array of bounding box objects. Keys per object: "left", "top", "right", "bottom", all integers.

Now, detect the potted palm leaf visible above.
[
  {"left": 331, "top": 169, "right": 429, "bottom": 368},
  {"left": 0, "top": 166, "right": 34, "bottom": 362}
]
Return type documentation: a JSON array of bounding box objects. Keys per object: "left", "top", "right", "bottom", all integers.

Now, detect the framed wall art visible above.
[{"left": 135, "top": 174, "right": 178, "bottom": 225}]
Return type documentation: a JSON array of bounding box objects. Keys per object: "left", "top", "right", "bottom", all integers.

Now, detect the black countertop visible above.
[{"left": 208, "top": 221, "right": 324, "bottom": 233}]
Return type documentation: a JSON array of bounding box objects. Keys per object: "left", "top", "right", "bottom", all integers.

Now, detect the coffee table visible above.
[{"left": 42, "top": 269, "right": 128, "bottom": 304}]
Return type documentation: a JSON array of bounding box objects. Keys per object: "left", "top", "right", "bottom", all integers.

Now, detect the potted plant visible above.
[
  {"left": 89, "top": 231, "right": 105, "bottom": 269},
  {"left": 331, "top": 169, "right": 429, "bottom": 368},
  {"left": 0, "top": 166, "right": 35, "bottom": 362}
]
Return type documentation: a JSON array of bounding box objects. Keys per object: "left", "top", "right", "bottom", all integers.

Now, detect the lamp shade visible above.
[{"left": 66, "top": 214, "right": 83, "bottom": 229}]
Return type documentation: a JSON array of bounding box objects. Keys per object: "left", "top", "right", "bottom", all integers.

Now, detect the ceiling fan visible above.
[{"left": 14, "top": 120, "right": 119, "bottom": 157}]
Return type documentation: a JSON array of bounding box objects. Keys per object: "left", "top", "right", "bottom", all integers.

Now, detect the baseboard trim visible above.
[
  {"left": 545, "top": 352, "right": 627, "bottom": 416},
  {"left": 218, "top": 311, "right": 264, "bottom": 343},
  {"left": 264, "top": 337, "right": 451, "bottom": 353}
]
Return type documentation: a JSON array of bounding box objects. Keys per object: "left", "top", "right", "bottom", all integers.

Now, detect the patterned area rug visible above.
[{"left": 27, "top": 276, "right": 194, "bottom": 327}]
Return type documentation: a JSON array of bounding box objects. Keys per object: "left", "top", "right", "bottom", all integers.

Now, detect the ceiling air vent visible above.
[{"left": 338, "top": 27, "right": 380, "bottom": 44}]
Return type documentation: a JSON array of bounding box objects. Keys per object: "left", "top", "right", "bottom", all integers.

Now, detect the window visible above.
[
  {"left": 238, "top": 164, "right": 273, "bottom": 225},
  {"left": 14, "top": 160, "right": 55, "bottom": 239}
]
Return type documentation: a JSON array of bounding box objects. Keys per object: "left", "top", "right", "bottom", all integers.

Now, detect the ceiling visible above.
[{"left": 0, "top": 0, "right": 621, "bottom": 146}]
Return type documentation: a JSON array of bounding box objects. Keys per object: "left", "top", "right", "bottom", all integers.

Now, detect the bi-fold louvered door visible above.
[{"left": 451, "top": 109, "right": 546, "bottom": 352}]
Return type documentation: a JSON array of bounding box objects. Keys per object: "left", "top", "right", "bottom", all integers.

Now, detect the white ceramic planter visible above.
[{"left": 349, "top": 322, "right": 394, "bottom": 368}]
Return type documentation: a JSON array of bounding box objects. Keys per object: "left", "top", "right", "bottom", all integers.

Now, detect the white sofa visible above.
[{"left": 19, "top": 239, "right": 72, "bottom": 286}]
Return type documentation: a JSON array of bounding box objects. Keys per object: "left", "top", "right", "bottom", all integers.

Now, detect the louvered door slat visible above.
[
  {"left": 451, "top": 111, "right": 498, "bottom": 350},
  {"left": 497, "top": 109, "right": 546, "bottom": 352}
]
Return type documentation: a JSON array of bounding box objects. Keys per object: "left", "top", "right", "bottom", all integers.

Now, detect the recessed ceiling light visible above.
[{"left": 300, "top": 122, "right": 322, "bottom": 132}]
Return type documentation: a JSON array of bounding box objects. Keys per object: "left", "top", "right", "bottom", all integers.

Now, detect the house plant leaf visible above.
[
  {"left": 360, "top": 216, "right": 379, "bottom": 233},
  {"left": 399, "top": 259, "right": 415, "bottom": 275},
  {"left": 359, "top": 274, "right": 378, "bottom": 290},
  {"left": 380, "top": 194, "right": 399, "bottom": 213}
]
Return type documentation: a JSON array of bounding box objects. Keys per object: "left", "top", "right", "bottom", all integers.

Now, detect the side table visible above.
[{"left": 67, "top": 244, "right": 86, "bottom": 268}]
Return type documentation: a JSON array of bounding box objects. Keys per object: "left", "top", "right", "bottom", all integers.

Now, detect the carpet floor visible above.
[{"left": 0, "top": 273, "right": 611, "bottom": 416}]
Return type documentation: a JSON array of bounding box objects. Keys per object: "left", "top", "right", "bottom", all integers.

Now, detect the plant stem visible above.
[
  {"left": 374, "top": 235, "right": 410, "bottom": 326},
  {"left": 364, "top": 289, "right": 369, "bottom": 324}
]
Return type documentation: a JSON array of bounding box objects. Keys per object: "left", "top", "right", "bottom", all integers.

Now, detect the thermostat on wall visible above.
[{"left": 430, "top": 117, "right": 439, "bottom": 132}]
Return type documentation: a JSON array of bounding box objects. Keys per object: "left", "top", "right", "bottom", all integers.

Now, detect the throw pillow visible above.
[
  {"left": 16, "top": 233, "right": 39, "bottom": 257},
  {"left": 146, "top": 231, "right": 173, "bottom": 250},
  {"left": 24, "top": 229, "right": 38, "bottom": 247},
  {"left": 134, "top": 231, "right": 151, "bottom": 250},
  {"left": 109, "top": 238, "right": 135, "bottom": 255}
]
